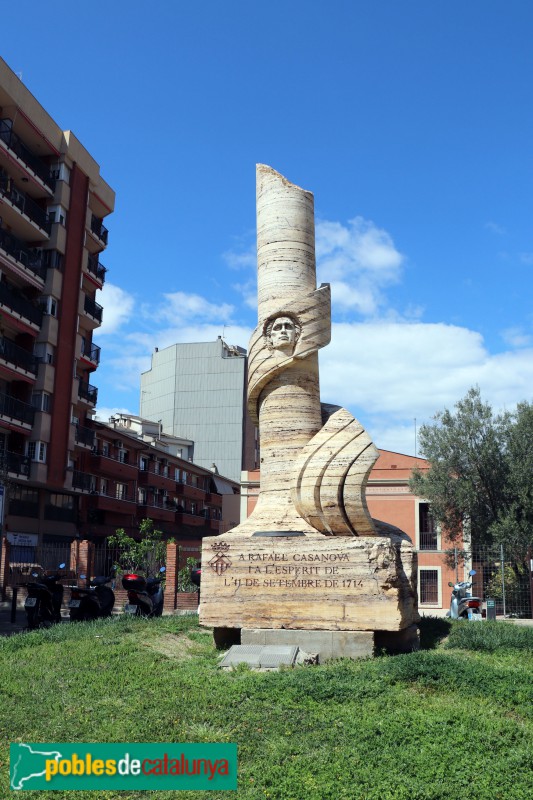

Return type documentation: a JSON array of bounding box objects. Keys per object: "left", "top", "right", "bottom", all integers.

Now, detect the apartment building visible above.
[
  {"left": 0, "top": 58, "right": 114, "bottom": 547},
  {"left": 140, "top": 338, "right": 258, "bottom": 483},
  {"left": 71, "top": 416, "right": 240, "bottom": 544}
]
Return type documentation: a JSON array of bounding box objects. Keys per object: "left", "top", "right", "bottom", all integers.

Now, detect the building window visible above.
[
  {"left": 8, "top": 486, "right": 39, "bottom": 518},
  {"left": 118, "top": 449, "right": 129, "bottom": 464},
  {"left": 191, "top": 475, "right": 198, "bottom": 488},
  {"left": 33, "top": 342, "right": 54, "bottom": 365},
  {"left": 44, "top": 492, "right": 76, "bottom": 522},
  {"left": 115, "top": 483, "right": 127, "bottom": 500},
  {"left": 50, "top": 162, "right": 70, "bottom": 184},
  {"left": 47, "top": 205, "right": 67, "bottom": 226},
  {"left": 31, "top": 391, "right": 51, "bottom": 412},
  {"left": 100, "top": 478, "right": 108, "bottom": 495},
  {"left": 43, "top": 250, "right": 63, "bottom": 271},
  {"left": 138, "top": 487, "right": 147, "bottom": 504},
  {"left": 419, "top": 568, "right": 441, "bottom": 606},
  {"left": 418, "top": 502, "right": 438, "bottom": 550},
  {"left": 26, "top": 441, "right": 47, "bottom": 462},
  {"left": 101, "top": 441, "right": 109, "bottom": 457},
  {"left": 140, "top": 456, "right": 148, "bottom": 471},
  {"left": 174, "top": 467, "right": 180, "bottom": 481},
  {"left": 38, "top": 295, "right": 58, "bottom": 317}
]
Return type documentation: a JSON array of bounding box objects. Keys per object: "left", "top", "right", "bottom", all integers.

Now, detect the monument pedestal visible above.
[{"left": 199, "top": 532, "right": 420, "bottom": 658}]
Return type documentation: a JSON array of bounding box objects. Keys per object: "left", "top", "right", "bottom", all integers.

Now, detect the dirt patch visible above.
[{"left": 143, "top": 633, "right": 195, "bottom": 659}]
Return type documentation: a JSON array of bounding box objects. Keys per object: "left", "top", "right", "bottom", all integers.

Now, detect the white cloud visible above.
[
  {"left": 93, "top": 405, "right": 136, "bottom": 423},
  {"left": 95, "top": 283, "right": 135, "bottom": 336},
  {"left": 316, "top": 217, "right": 404, "bottom": 317},
  {"left": 501, "top": 327, "right": 531, "bottom": 348},
  {"left": 222, "top": 243, "right": 256, "bottom": 270},
  {"left": 485, "top": 221, "right": 506, "bottom": 235},
  {"left": 159, "top": 292, "right": 234, "bottom": 323},
  {"left": 320, "top": 321, "right": 533, "bottom": 427}
]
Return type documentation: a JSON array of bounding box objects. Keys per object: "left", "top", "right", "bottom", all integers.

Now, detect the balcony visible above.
[
  {"left": 90, "top": 451, "right": 137, "bottom": 481},
  {"left": 0, "top": 281, "right": 43, "bottom": 329},
  {"left": 81, "top": 340, "right": 101, "bottom": 366},
  {"left": 0, "top": 336, "right": 39, "bottom": 376},
  {"left": 78, "top": 380, "right": 98, "bottom": 406},
  {"left": 75, "top": 424, "right": 96, "bottom": 449},
  {"left": 90, "top": 215, "right": 109, "bottom": 245},
  {"left": 0, "top": 391, "right": 35, "bottom": 427},
  {"left": 72, "top": 469, "right": 94, "bottom": 491},
  {"left": 138, "top": 465, "right": 176, "bottom": 492},
  {"left": 0, "top": 450, "right": 31, "bottom": 477},
  {"left": 175, "top": 482, "right": 206, "bottom": 502},
  {"left": 175, "top": 510, "right": 215, "bottom": 529},
  {"left": 0, "top": 171, "right": 50, "bottom": 234},
  {"left": 0, "top": 118, "right": 56, "bottom": 192},
  {"left": 90, "top": 490, "right": 137, "bottom": 514},
  {"left": 137, "top": 499, "right": 176, "bottom": 523},
  {"left": 0, "top": 228, "right": 47, "bottom": 283},
  {"left": 87, "top": 253, "right": 107, "bottom": 286},
  {"left": 83, "top": 295, "right": 103, "bottom": 324}
]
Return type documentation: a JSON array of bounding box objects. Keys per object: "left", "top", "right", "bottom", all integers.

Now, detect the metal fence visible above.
[
  {"left": 5, "top": 541, "right": 74, "bottom": 585},
  {"left": 418, "top": 545, "right": 533, "bottom": 618}
]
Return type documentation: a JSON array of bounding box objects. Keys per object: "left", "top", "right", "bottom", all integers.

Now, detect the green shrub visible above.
[
  {"left": 444, "top": 619, "right": 533, "bottom": 652},
  {"left": 418, "top": 615, "right": 452, "bottom": 649}
]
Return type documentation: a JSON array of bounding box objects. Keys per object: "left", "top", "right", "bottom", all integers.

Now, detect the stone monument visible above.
[{"left": 199, "top": 165, "right": 419, "bottom": 659}]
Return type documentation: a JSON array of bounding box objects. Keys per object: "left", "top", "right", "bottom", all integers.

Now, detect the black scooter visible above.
[
  {"left": 122, "top": 567, "right": 166, "bottom": 617},
  {"left": 68, "top": 574, "right": 116, "bottom": 621},
  {"left": 24, "top": 563, "right": 66, "bottom": 629}
]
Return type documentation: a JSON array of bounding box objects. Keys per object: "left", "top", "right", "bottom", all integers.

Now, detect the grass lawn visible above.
[{"left": 1, "top": 615, "right": 532, "bottom": 800}]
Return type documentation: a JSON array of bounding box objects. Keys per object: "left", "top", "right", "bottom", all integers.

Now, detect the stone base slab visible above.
[
  {"left": 200, "top": 532, "right": 419, "bottom": 632},
  {"left": 241, "top": 628, "right": 374, "bottom": 661}
]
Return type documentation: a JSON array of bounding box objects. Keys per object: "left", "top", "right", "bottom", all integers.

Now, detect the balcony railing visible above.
[
  {"left": 90, "top": 215, "right": 109, "bottom": 245},
  {"left": 0, "top": 171, "right": 51, "bottom": 233},
  {"left": 0, "top": 391, "right": 35, "bottom": 425},
  {"left": 0, "top": 281, "right": 43, "bottom": 327},
  {"left": 75, "top": 425, "right": 96, "bottom": 448},
  {"left": 78, "top": 380, "right": 98, "bottom": 405},
  {"left": 0, "top": 227, "right": 47, "bottom": 280},
  {"left": 72, "top": 470, "right": 94, "bottom": 491},
  {"left": 419, "top": 531, "right": 439, "bottom": 551},
  {"left": 0, "top": 450, "right": 31, "bottom": 476},
  {"left": 0, "top": 118, "right": 56, "bottom": 191},
  {"left": 84, "top": 295, "right": 103, "bottom": 323},
  {"left": 81, "top": 340, "right": 101, "bottom": 365},
  {"left": 0, "top": 336, "right": 39, "bottom": 374},
  {"left": 87, "top": 253, "right": 107, "bottom": 284}
]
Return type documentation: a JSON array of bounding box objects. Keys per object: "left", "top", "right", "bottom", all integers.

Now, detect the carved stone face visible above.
[{"left": 270, "top": 316, "right": 296, "bottom": 350}]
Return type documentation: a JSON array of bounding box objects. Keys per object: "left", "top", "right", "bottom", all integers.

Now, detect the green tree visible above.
[
  {"left": 107, "top": 518, "right": 166, "bottom": 576},
  {"left": 491, "top": 401, "right": 533, "bottom": 561},
  {"left": 410, "top": 387, "right": 509, "bottom": 548}
]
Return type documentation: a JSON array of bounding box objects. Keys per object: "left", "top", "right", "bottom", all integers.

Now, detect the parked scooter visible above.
[
  {"left": 448, "top": 569, "right": 483, "bottom": 620},
  {"left": 122, "top": 566, "right": 166, "bottom": 617},
  {"left": 24, "top": 563, "right": 66, "bottom": 629},
  {"left": 68, "top": 574, "right": 116, "bottom": 621}
]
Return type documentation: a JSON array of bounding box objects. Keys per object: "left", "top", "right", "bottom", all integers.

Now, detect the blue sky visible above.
[{"left": 3, "top": 1, "right": 533, "bottom": 455}]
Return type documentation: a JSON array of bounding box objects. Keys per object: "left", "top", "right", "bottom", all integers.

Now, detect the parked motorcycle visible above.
[
  {"left": 448, "top": 569, "right": 483, "bottom": 620},
  {"left": 122, "top": 566, "right": 166, "bottom": 617},
  {"left": 24, "top": 563, "right": 66, "bottom": 629},
  {"left": 68, "top": 574, "right": 116, "bottom": 621}
]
